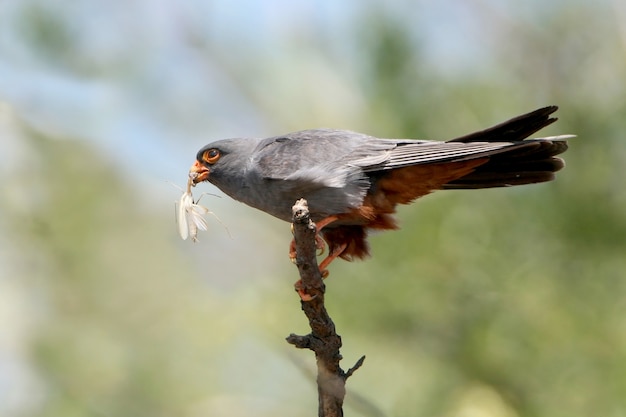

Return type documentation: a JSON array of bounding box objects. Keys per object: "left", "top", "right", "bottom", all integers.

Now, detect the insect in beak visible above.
[
  {"left": 178, "top": 176, "right": 209, "bottom": 241},
  {"left": 175, "top": 174, "right": 229, "bottom": 242}
]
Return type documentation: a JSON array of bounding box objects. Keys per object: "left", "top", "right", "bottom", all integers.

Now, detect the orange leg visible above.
[
  {"left": 318, "top": 242, "right": 348, "bottom": 278},
  {"left": 315, "top": 215, "right": 340, "bottom": 231},
  {"left": 312, "top": 215, "right": 341, "bottom": 277},
  {"left": 289, "top": 234, "right": 325, "bottom": 264},
  {"left": 288, "top": 215, "right": 339, "bottom": 263}
]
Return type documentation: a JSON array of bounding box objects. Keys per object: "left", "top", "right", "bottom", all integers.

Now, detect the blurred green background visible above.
[{"left": 1, "top": 0, "right": 624, "bottom": 416}]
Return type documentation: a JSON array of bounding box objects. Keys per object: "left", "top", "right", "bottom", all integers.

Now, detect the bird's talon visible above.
[
  {"left": 315, "top": 235, "right": 326, "bottom": 256},
  {"left": 298, "top": 291, "right": 316, "bottom": 301},
  {"left": 294, "top": 280, "right": 317, "bottom": 301},
  {"left": 289, "top": 238, "right": 297, "bottom": 263}
]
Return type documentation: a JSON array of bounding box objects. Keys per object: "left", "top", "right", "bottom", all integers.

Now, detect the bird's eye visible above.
[{"left": 202, "top": 149, "right": 221, "bottom": 164}]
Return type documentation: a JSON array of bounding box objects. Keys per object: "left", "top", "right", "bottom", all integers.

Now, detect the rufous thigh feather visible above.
[{"left": 322, "top": 158, "right": 489, "bottom": 261}]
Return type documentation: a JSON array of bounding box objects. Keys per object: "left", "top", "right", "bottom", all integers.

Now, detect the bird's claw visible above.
[
  {"left": 289, "top": 239, "right": 297, "bottom": 264},
  {"left": 288, "top": 234, "right": 327, "bottom": 261},
  {"left": 315, "top": 235, "right": 326, "bottom": 256},
  {"left": 294, "top": 279, "right": 317, "bottom": 301},
  {"left": 289, "top": 215, "right": 339, "bottom": 289}
]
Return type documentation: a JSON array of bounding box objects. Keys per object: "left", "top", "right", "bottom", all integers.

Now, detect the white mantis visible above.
[{"left": 175, "top": 174, "right": 229, "bottom": 242}]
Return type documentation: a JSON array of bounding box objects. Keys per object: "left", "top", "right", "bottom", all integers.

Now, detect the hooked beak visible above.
[{"left": 189, "top": 160, "right": 210, "bottom": 184}]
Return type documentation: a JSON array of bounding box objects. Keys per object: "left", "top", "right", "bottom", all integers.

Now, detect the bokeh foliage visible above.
[{"left": 1, "top": 1, "right": 625, "bottom": 416}]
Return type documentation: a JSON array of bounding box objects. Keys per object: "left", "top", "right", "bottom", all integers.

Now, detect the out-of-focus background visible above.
[{"left": 1, "top": 0, "right": 624, "bottom": 416}]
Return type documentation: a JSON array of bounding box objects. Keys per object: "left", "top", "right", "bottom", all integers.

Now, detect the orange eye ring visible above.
[{"left": 202, "top": 149, "right": 221, "bottom": 164}]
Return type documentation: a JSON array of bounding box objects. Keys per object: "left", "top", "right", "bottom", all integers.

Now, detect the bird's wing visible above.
[
  {"left": 248, "top": 130, "right": 386, "bottom": 216},
  {"left": 250, "top": 122, "right": 571, "bottom": 179},
  {"left": 251, "top": 129, "right": 383, "bottom": 187},
  {"left": 356, "top": 140, "right": 524, "bottom": 172},
  {"left": 354, "top": 105, "right": 571, "bottom": 172}
]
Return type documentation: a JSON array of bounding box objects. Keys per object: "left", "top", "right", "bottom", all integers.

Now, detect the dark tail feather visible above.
[
  {"left": 447, "top": 106, "right": 559, "bottom": 143},
  {"left": 444, "top": 106, "right": 569, "bottom": 189},
  {"left": 444, "top": 140, "right": 568, "bottom": 189}
]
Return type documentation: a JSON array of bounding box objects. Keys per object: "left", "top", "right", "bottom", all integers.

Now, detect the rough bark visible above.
[{"left": 286, "top": 199, "right": 365, "bottom": 417}]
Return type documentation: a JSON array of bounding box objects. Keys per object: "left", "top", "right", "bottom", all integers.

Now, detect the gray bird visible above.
[{"left": 189, "top": 106, "right": 570, "bottom": 275}]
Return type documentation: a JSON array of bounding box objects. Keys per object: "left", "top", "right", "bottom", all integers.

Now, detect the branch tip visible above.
[
  {"left": 292, "top": 198, "right": 311, "bottom": 224},
  {"left": 345, "top": 355, "right": 366, "bottom": 379},
  {"left": 286, "top": 333, "right": 312, "bottom": 349}
]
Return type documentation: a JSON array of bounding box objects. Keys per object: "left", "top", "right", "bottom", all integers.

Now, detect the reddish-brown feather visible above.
[{"left": 320, "top": 158, "right": 489, "bottom": 261}]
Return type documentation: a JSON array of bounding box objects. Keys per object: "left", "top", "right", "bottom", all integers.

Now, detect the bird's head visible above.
[{"left": 189, "top": 138, "right": 259, "bottom": 186}]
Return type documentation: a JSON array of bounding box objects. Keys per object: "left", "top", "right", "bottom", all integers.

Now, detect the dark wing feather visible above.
[
  {"left": 447, "top": 106, "right": 559, "bottom": 143},
  {"left": 357, "top": 140, "right": 523, "bottom": 172},
  {"left": 355, "top": 106, "right": 570, "bottom": 188}
]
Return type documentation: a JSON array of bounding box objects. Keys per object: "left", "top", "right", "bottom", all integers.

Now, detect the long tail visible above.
[{"left": 443, "top": 106, "right": 570, "bottom": 189}]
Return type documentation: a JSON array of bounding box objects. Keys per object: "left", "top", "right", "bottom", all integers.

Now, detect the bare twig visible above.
[{"left": 286, "top": 198, "right": 365, "bottom": 417}]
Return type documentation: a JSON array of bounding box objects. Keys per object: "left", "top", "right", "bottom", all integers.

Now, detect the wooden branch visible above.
[{"left": 286, "top": 198, "right": 365, "bottom": 417}]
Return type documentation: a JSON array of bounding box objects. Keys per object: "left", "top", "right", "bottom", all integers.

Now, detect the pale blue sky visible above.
[{"left": 0, "top": 0, "right": 595, "bottom": 185}]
